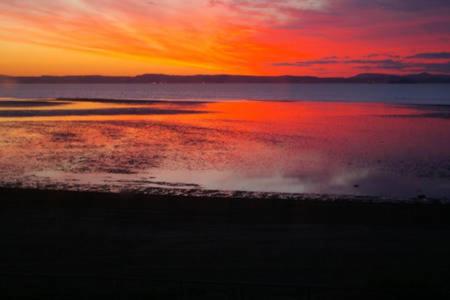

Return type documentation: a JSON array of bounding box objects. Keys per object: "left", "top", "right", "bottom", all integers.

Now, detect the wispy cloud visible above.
[{"left": 0, "top": 0, "right": 449, "bottom": 75}]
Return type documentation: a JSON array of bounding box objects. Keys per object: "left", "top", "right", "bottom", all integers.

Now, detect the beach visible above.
[{"left": 0, "top": 95, "right": 449, "bottom": 298}]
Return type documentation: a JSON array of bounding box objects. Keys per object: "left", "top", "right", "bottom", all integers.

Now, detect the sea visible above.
[
  {"left": 0, "top": 83, "right": 449, "bottom": 200},
  {"left": 1, "top": 83, "right": 450, "bottom": 104}
]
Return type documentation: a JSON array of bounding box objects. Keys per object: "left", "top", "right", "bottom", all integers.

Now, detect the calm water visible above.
[
  {"left": 1, "top": 83, "right": 450, "bottom": 104},
  {"left": 0, "top": 92, "right": 449, "bottom": 200}
]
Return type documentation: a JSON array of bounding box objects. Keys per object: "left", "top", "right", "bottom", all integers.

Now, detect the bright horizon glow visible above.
[{"left": 0, "top": 0, "right": 449, "bottom": 76}]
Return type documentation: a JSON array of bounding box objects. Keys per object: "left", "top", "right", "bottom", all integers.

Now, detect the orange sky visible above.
[{"left": 0, "top": 0, "right": 449, "bottom": 76}]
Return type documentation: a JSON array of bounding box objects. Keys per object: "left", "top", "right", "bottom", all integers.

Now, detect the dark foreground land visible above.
[{"left": 1, "top": 188, "right": 450, "bottom": 299}]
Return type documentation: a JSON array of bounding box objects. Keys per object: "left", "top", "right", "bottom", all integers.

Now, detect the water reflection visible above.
[{"left": 0, "top": 98, "right": 449, "bottom": 200}]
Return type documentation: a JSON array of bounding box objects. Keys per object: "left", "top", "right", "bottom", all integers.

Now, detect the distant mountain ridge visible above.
[{"left": 1, "top": 73, "right": 449, "bottom": 84}]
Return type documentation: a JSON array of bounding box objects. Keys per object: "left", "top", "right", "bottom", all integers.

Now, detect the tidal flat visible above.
[
  {"left": 0, "top": 98, "right": 449, "bottom": 200},
  {"left": 1, "top": 98, "right": 450, "bottom": 298}
]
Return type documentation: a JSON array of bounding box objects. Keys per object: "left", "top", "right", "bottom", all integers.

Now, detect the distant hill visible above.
[{"left": 1, "top": 73, "right": 449, "bottom": 84}]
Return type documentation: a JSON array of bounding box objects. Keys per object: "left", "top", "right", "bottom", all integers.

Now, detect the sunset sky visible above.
[{"left": 0, "top": 0, "right": 449, "bottom": 76}]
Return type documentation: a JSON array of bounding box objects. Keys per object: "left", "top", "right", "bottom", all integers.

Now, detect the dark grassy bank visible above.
[{"left": 1, "top": 188, "right": 450, "bottom": 299}]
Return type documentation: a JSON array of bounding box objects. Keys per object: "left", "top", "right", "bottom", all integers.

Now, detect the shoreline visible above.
[{"left": 2, "top": 187, "right": 450, "bottom": 225}]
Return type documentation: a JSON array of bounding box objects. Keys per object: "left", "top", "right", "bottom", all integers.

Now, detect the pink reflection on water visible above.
[{"left": 0, "top": 99, "right": 449, "bottom": 199}]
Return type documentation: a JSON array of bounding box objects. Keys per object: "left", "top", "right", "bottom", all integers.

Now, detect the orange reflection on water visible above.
[{"left": 0, "top": 99, "right": 449, "bottom": 199}]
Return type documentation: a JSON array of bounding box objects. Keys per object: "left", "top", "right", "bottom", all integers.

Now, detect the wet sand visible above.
[
  {"left": 0, "top": 107, "right": 204, "bottom": 117},
  {"left": 1, "top": 99, "right": 449, "bottom": 199},
  {"left": 1, "top": 188, "right": 450, "bottom": 299}
]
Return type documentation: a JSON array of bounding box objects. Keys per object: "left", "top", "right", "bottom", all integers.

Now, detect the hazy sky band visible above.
[{"left": 0, "top": 0, "right": 449, "bottom": 76}]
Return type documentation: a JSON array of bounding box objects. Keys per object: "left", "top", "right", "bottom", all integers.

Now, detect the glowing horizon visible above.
[{"left": 1, "top": 0, "right": 449, "bottom": 76}]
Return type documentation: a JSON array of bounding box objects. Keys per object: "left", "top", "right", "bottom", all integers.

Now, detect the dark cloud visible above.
[
  {"left": 273, "top": 54, "right": 450, "bottom": 74},
  {"left": 348, "top": 0, "right": 450, "bottom": 12},
  {"left": 273, "top": 59, "right": 337, "bottom": 67},
  {"left": 422, "top": 61, "right": 450, "bottom": 73},
  {"left": 214, "top": 0, "right": 450, "bottom": 13},
  {"left": 366, "top": 53, "right": 400, "bottom": 59},
  {"left": 347, "top": 60, "right": 406, "bottom": 69},
  {"left": 274, "top": 58, "right": 406, "bottom": 69},
  {"left": 407, "top": 52, "right": 450, "bottom": 59},
  {"left": 420, "top": 21, "right": 450, "bottom": 34}
]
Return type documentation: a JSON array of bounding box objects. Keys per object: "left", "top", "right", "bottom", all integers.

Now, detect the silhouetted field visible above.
[{"left": 1, "top": 188, "right": 449, "bottom": 299}]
